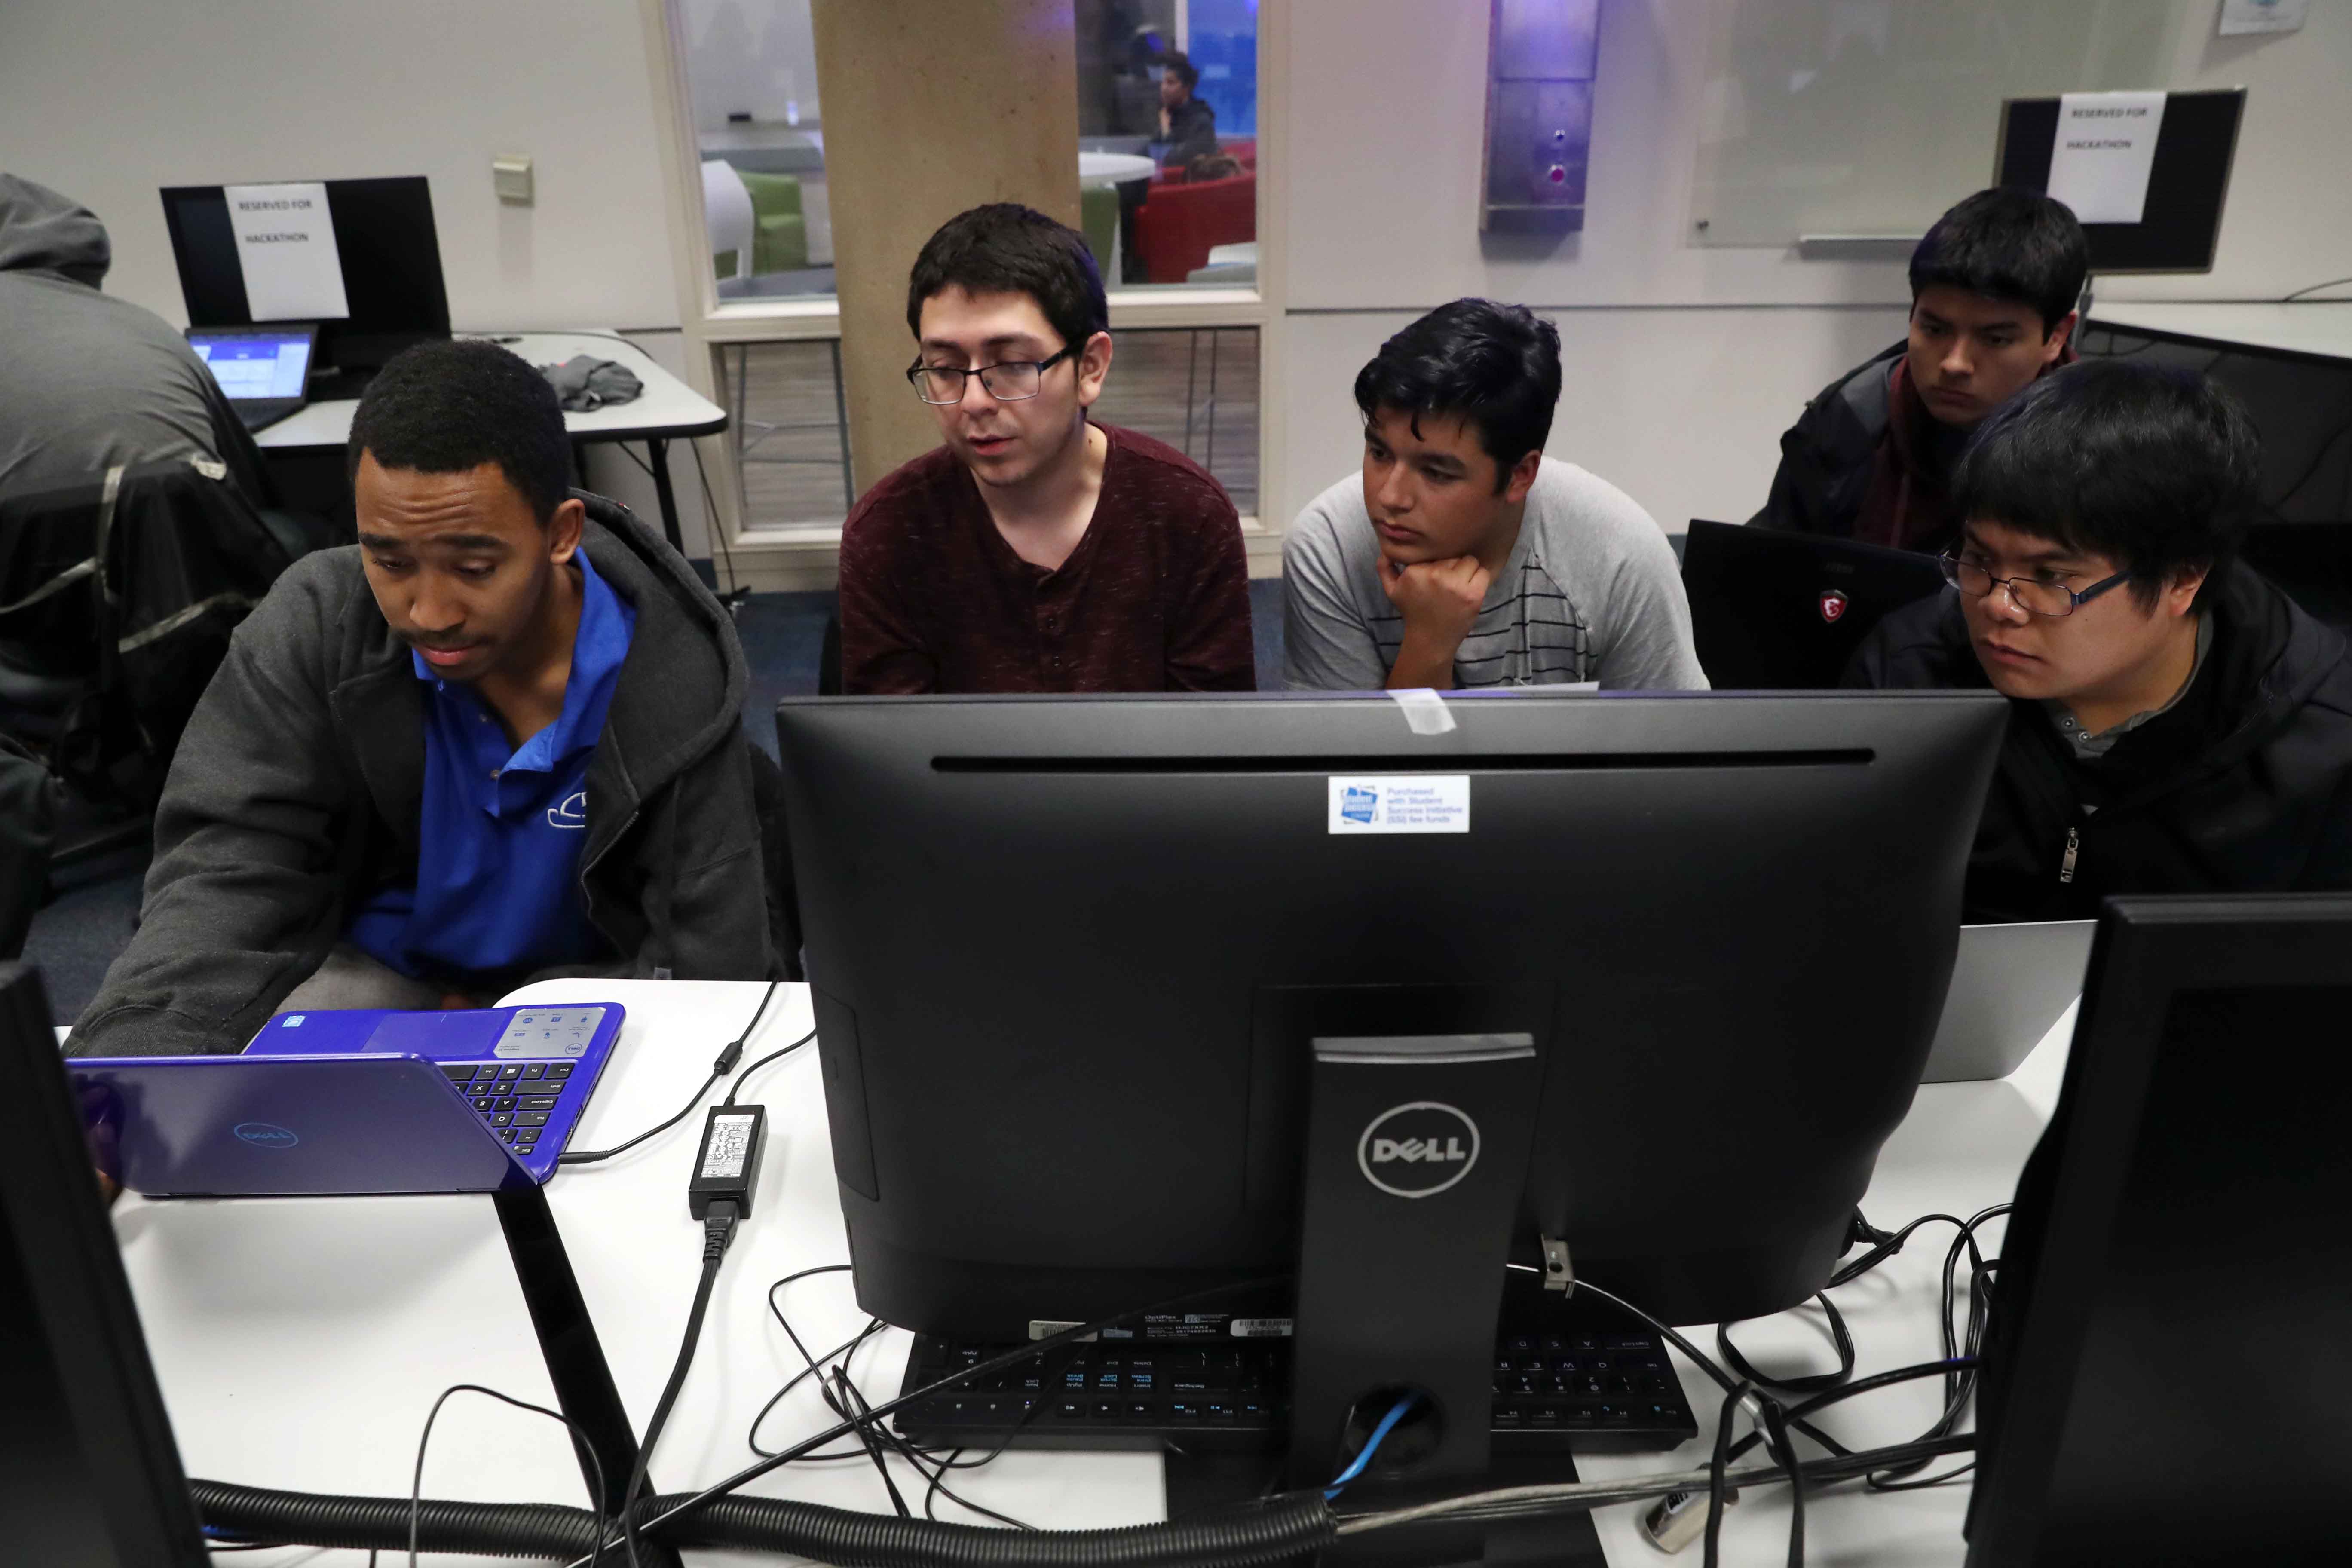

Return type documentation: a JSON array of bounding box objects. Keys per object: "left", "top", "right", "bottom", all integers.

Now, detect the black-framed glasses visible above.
[
  {"left": 906, "top": 347, "right": 1075, "bottom": 405},
  {"left": 1938, "top": 552, "right": 2131, "bottom": 618}
]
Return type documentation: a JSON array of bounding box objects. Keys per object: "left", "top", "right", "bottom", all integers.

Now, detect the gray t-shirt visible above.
[{"left": 1281, "top": 458, "right": 1709, "bottom": 692}]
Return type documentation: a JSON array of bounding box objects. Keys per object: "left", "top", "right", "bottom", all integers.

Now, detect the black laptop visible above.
[
  {"left": 185, "top": 324, "right": 317, "bottom": 433},
  {"left": 1680, "top": 519, "right": 1948, "bottom": 689}
]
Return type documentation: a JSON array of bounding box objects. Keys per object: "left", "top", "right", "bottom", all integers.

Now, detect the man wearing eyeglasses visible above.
[
  {"left": 1847, "top": 360, "right": 2352, "bottom": 920},
  {"left": 836, "top": 203, "right": 1254, "bottom": 694}
]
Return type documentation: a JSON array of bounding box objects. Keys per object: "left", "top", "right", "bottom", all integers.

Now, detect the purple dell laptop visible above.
[{"left": 70, "top": 1004, "right": 624, "bottom": 1198}]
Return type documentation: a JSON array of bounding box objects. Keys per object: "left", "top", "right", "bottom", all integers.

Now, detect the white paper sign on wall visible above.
[
  {"left": 222, "top": 182, "right": 350, "bottom": 322},
  {"left": 2218, "top": 0, "right": 2308, "bottom": 38},
  {"left": 2045, "top": 92, "right": 2167, "bottom": 226}
]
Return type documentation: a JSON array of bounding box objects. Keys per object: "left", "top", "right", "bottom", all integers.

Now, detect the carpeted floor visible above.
[{"left": 21, "top": 580, "right": 1288, "bottom": 1023}]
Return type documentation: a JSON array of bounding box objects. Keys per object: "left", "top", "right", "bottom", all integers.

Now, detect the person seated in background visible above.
[
  {"left": 1847, "top": 359, "right": 2352, "bottom": 920},
  {"left": 0, "top": 173, "right": 271, "bottom": 503},
  {"left": 837, "top": 203, "right": 1255, "bottom": 694},
  {"left": 1283, "top": 298, "right": 1707, "bottom": 692},
  {"left": 70, "top": 340, "right": 790, "bottom": 1057},
  {"left": 1155, "top": 51, "right": 1222, "bottom": 174},
  {"left": 1755, "top": 188, "right": 2087, "bottom": 554}
]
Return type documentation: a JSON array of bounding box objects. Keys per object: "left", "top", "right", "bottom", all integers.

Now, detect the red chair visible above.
[{"left": 1133, "top": 173, "right": 1255, "bottom": 284}]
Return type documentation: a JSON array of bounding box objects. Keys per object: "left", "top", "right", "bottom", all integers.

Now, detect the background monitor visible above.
[
  {"left": 0, "top": 963, "right": 206, "bottom": 1564},
  {"left": 774, "top": 689, "right": 2009, "bottom": 1338},
  {"left": 1995, "top": 89, "right": 2244, "bottom": 274},
  {"left": 2077, "top": 316, "right": 2352, "bottom": 631},
  {"left": 159, "top": 176, "right": 450, "bottom": 380},
  {"left": 1967, "top": 893, "right": 2352, "bottom": 1565}
]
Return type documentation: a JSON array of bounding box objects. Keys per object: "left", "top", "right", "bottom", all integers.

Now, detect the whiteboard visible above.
[{"left": 1688, "top": 0, "right": 2193, "bottom": 246}]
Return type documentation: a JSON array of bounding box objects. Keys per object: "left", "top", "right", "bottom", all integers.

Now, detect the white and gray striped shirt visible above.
[{"left": 1281, "top": 458, "right": 1708, "bottom": 692}]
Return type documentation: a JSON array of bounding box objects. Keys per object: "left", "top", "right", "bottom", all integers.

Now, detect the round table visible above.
[{"left": 1079, "top": 151, "right": 1158, "bottom": 187}]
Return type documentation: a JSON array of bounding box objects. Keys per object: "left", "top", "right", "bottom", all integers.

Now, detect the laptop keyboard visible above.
[
  {"left": 892, "top": 1320, "right": 1697, "bottom": 1455},
  {"left": 438, "top": 1060, "right": 577, "bottom": 1160}
]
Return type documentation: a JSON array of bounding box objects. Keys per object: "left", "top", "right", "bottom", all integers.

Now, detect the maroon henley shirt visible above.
[{"left": 837, "top": 421, "right": 1256, "bottom": 694}]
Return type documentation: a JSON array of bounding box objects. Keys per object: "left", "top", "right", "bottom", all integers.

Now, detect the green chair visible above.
[
  {"left": 736, "top": 171, "right": 810, "bottom": 274},
  {"left": 1080, "top": 184, "right": 1119, "bottom": 276}
]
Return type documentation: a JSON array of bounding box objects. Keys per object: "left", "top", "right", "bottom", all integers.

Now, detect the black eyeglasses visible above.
[
  {"left": 1939, "top": 552, "right": 2130, "bottom": 618},
  {"left": 906, "top": 347, "right": 1075, "bottom": 405}
]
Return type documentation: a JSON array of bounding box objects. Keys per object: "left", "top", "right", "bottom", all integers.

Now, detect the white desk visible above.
[
  {"left": 119, "top": 982, "right": 2074, "bottom": 1565},
  {"left": 2087, "top": 300, "right": 2352, "bottom": 364},
  {"left": 258, "top": 330, "right": 727, "bottom": 554}
]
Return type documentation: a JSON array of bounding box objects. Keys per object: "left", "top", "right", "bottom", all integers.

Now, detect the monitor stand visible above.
[{"left": 1251, "top": 982, "right": 1593, "bottom": 1564}]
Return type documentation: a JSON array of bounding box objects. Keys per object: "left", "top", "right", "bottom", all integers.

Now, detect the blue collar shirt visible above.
[{"left": 346, "top": 551, "right": 637, "bottom": 981}]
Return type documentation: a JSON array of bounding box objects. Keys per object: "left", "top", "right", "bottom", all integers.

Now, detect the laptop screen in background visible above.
[{"left": 188, "top": 330, "right": 312, "bottom": 400}]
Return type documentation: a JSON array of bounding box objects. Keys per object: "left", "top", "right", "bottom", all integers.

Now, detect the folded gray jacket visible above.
[{"left": 71, "top": 493, "right": 790, "bottom": 1055}]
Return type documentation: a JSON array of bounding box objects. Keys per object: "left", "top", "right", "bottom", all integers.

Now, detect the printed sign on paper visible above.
[
  {"left": 223, "top": 181, "right": 350, "bottom": 321},
  {"left": 2045, "top": 92, "right": 2166, "bottom": 226}
]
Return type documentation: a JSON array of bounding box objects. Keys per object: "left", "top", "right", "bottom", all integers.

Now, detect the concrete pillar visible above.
[{"left": 810, "top": 0, "right": 1081, "bottom": 495}]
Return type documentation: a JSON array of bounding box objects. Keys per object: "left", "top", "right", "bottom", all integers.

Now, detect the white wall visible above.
[
  {"left": 0, "top": 0, "right": 729, "bottom": 558},
  {"left": 0, "top": 0, "right": 682, "bottom": 332},
  {"left": 1273, "top": 0, "right": 2352, "bottom": 535}
]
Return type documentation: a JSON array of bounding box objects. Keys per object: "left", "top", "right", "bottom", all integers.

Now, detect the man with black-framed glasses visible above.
[
  {"left": 1847, "top": 359, "right": 2352, "bottom": 920},
  {"left": 836, "top": 203, "right": 1254, "bottom": 694}
]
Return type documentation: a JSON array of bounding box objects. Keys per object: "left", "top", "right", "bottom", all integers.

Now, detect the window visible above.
[
  {"left": 1076, "top": 0, "right": 1259, "bottom": 290},
  {"left": 682, "top": 0, "right": 838, "bottom": 300}
]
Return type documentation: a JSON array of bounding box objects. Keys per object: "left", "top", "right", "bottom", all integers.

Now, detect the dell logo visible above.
[
  {"left": 1371, "top": 1135, "right": 1469, "bottom": 1165},
  {"left": 233, "top": 1121, "right": 300, "bottom": 1150},
  {"left": 1357, "top": 1102, "right": 1480, "bottom": 1198}
]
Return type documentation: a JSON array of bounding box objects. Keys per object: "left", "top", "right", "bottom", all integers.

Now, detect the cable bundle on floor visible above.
[{"left": 189, "top": 1477, "right": 1336, "bottom": 1568}]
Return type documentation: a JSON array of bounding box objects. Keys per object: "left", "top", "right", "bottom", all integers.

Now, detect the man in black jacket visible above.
[
  {"left": 1847, "top": 359, "right": 2352, "bottom": 921},
  {"left": 1755, "top": 189, "right": 2086, "bottom": 554},
  {"left": 1156, "top": 51, "right": 1221, "bottom": 173},
  {"left": 72, "top": 340, "right": 790, "bottom": 1055}
]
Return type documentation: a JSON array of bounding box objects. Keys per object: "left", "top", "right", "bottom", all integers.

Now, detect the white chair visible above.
[{"left": 701, "top": 159, "right": 755, "bottom": 282}]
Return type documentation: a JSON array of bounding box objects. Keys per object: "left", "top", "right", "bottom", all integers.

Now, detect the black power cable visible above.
[
  {"left": 1716, "top": 1293, "right": 1856, "bottom": 1394},
  {"left": 726, "top": 1022, "right": 816, "bottom": 1108},
  {"left": 404, "top": 1384, "right": 607, "bottom": 1568},
  {"left": 560, "top": 982, "right": 780, "bottom": 1166},
  {"left": 564, "top": 1275, "right": 1289, "bottom": 1568},
  {"left": 621, "top": 1204, "right": 741, "bottom": 1568}
]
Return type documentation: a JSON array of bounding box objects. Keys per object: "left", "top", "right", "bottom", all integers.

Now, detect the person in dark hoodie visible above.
[
  {"left": 0, "top": 173, "right": 270, "bottom": 503},
  {"left": 70, "top": 339, "right": 790, "bottom": 1055},
  {"left": 1156, "top": 51, "right": 1222, "bottom": 173},
  {"left": 1847, "top": 359, "right": 2352, "bottom": 921},
  {"left": 1755, "top": 188, "right": 2086, "bottom": 555}
]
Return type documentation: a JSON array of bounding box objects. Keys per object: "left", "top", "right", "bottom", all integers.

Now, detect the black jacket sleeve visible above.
[{"left": 70, "top": 557, "right": 367, "bottom": 1054}]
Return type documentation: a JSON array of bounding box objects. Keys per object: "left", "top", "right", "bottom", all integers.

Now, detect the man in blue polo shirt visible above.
[
  {"left": 73, "top": 340, "right": 790, "bottom": 1054},
  {"left": 335, "top": 520, "right": 637, "bottom": 1001}
]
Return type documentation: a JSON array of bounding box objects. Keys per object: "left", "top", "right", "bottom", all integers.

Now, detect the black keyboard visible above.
[
  {"left": 438, "top": 1060, "right": 577, "bottom": 1158},
  {"left": 891, "top": 1317, "right": 1698, "bottom": 1455}
]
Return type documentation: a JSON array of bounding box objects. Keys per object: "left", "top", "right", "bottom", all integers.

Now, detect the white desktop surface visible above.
[
  {"left": 255, "top": 330, "right": 726, "bottom": 452},
  {"left": 117, "top": 980, "right": 2077, "bottom": 1565},
  {"left": 113, "top": 1192, "right": 595, "bottom": 1543},
  {"left": 1079, "top": 151, "right": 1158, "bottom": 186},
  {"left": 2088, "top": 300, "right": 2352, "bottom": 363}
]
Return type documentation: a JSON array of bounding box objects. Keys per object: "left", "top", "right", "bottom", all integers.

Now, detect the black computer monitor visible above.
[
  {"left": 1966, "top": 893, "right": 2352, "bottom": 1566},
  {"left": 775, "top": 689, "right": 2006, "bottom": 1343},
  {"left": 159, "top": 176, "right": 450, "bottom": 389},
  {"left": 0, "top": 964, "right": 206, "bottom": 1564},
  {"left": 1995, "top": 90, "right": 2243, "bottom": 274}
]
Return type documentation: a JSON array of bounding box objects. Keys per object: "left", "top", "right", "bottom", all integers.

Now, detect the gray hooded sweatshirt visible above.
[{"left": 0, "top": 173, "right": 222, "bottom": 495}]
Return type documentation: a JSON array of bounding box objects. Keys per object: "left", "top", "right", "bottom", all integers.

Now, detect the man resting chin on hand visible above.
[{"left": 1282, "top": 298, "right": 1706, "bottom": 694}]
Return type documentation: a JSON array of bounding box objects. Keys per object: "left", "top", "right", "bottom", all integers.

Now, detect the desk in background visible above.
[
  {"left": 258, "top": 331, "right": 727, "bottom": 557},
  {"left": 115, "top": 980, "right": 2071, "bottom": 1565}
]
